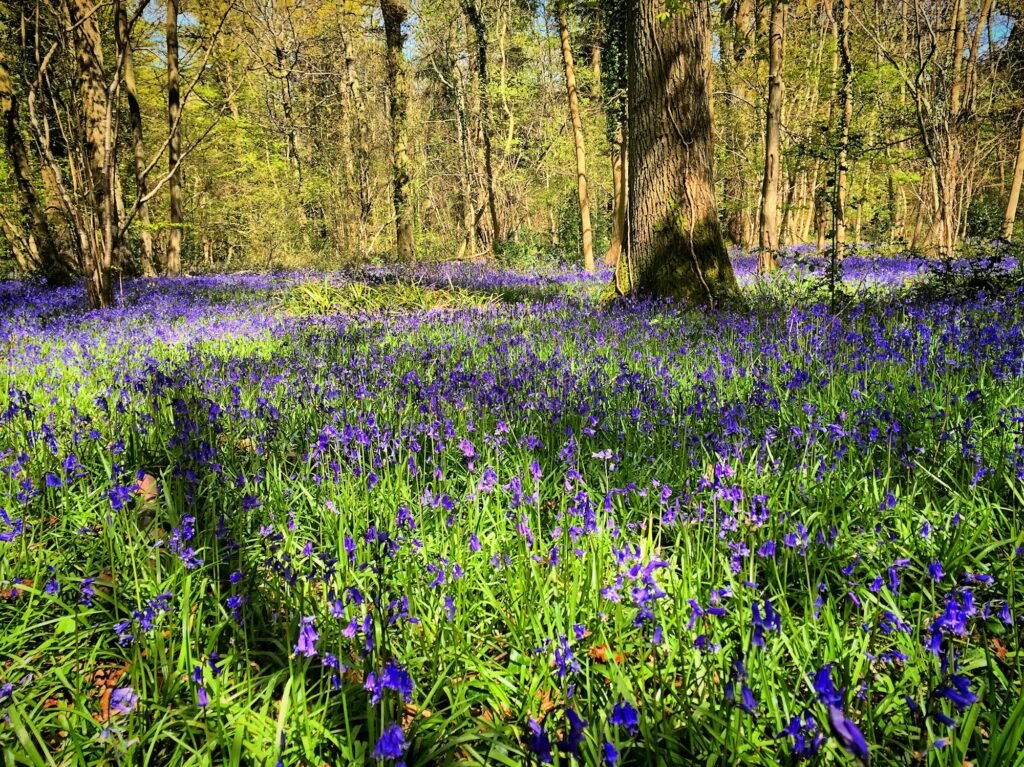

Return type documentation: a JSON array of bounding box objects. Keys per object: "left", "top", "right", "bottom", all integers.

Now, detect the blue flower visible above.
[
  {"left": 557, "top": 707, "right": 586, "bottom": 757},
  {"left": 372, "top": 722, "right": 408, "bottom": 763},
  {"left": 936, "top": 674, "right": 977, "bottom": 712},
  {"left": 109, "top": 687, "right": 138, "bottom": 715},
  {"left": 366, "top": 662, "right": 414, "bottom": 705},
  {"left": 813, "top": 664, "right": 843, "bottom": 706},
  {"left": 603, "top": 740, "right": 619, "bottom": 765},
  {"left": 527, "top": 718, "right": 552, "bottom": 764},
  {"left": 609, "top": 701, "right": 638, "bottom": 735},
  {"left": 826, "top": 704, "right": 869, "bottom": 761},
  {"left": 294, "top": 616, "right": 319, "bottom": 658}
]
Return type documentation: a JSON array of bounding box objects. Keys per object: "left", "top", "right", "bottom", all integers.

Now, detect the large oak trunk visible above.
[{"left": 615, "top": 1, "right": 736, "bottom": 304}]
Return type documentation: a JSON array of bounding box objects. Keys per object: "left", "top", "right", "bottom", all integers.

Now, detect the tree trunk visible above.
[
  {"left": 615, "top": 0, "right": 736, "bottom": 304},
  {"left": 67, "top": 0, "right": 114, "bottom": 309},
  {"left": 462, "top": 0, "right": 502, "bottom": 248},
  {"left": 605, "top": 127, "right": 626, "bottom": 267},
  {"left": 452, "top": 52, "right": 477, "bottom": 260},
  {"left": 721, "top": 0, "right": 755, "bottom": 250},
  {"left": 779, "top": 166, "right": 798, "bottom": 248},
  {"left": 558, "top": 5, "right": 594, "bottom": 272},
  {"left": 116, "top": 3, "right": 155, "bottom": 276},
  {"left": 1002, "top": 121, "right": 1024, "bottom": 241},
  {"left": 166, "top": 0, "right": 183, "bottom": 276},
  {"left": 757, "top": 0, "right": 784, "bottom": 273},
  {"left": 0, "top": 53, "right": 64, "bottom": 280},
  {"left": 341, "top": 37, "right": 373, "bottom": 244},
  {"left": 833, "top": 0, "right": 853, "bottom": 257},
  {"left": 380, "top": 0, "right": 415, "bottom": 261}
]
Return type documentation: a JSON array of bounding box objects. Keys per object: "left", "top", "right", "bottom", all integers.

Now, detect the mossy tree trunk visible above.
[{"left": 381, "top": 0, "right": 415, "bottom": 261}]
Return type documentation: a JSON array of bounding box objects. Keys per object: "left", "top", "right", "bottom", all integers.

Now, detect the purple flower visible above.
[
  {"left": 372, "top": 722, "right": 408, "bottom": 763},
  {"left": 813, "top": 664, "right": 844, "bottom": 706},
  {"left": 609, "top": 701, "right": 639, "bottom": 735},
  {"left": 109, "top": 686, "right": 138, "bottom": 715},
  {"left": 365, "top": 662, "right": 414, "bottom": 705},
  {"left": 826, "top": 704, "right": 869, "bottom": 761},
  {"left": 294, "top": 616, "right": 319, "bottom": 658},
  {"left": 936, "top": 674, "right": 977, "bottom": 712},
  {"left": 558, "top": 707, "right": 587, "bottom": 757},
  {"left": 603, "top": 740, "right": 619, "bottom": 765},
  {"left": 527, "top": 718, "right": 552, "bottom": 764}
]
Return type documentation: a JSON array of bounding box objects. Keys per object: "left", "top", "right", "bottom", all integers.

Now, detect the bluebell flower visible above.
[
  {"left": 109, "top": 687, "right": 138, "bottom": 715},
  {"left": 294, "top": 616, "right": 319, "bottom": 658},
  {"left": 372, "top": 722, "right": 408, "bottom": 764},
  {"left": 527, "top": 718, "right": 552, "bottom": 764},
  {"left": 603, "top": 740, "right": 619, "bottom": 765},
  {"left": 609, "top": 701, "right": 638, "bottom": 734},
  {"left": 558, "top": 707, "right": 587, "bottom": 758},
  {"left": 936, "top": 674, "right": 977, "bottom": 712},
  {"left": 826, "top": 704, "right": 869, "bottom": 761},
  {"left": 366, "top": 662, "right": 414, "bottom": 705}
]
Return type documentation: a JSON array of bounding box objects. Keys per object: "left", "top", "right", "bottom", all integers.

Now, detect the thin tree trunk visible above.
[
  {"left": 166, "top": 0, "right": 183, "bottom": 276},
  {"left": 615, "top": 0, "right": 736, "bottom": 304},
  {"left": 115, "top": 3, "right": 155, "bottom": 276},
  {"left": 605, "top": 127, "right": 626, "bottom": 267},
  {"left": 453, "top": 53, "right": 477, "bottom": 259},
  {"left": 341, "top": 37, "right": 373, "bottom": 243},
  {"left": 380, "top": 0, "right": 415, "bottom": 261},
  {"left": 67, "top": 0, "right": 114, "bottom": 308},
  {"left": 1002, "top": 121, "right": 1024, "bottom": 241},
  {"left": 721, "top": 0, "right": 755, "bottom": 249},
  {"left": 0, "top": 53, "right": 58, "bottom": 278},
  {"left": 779, "top": 166, "right": 798, "bottom": 248},
  {"left": 558, "top": 5, "right": 594, "bottom": 272},
  {"left": 757, "top": 0, "right": 784, "bottom": 272},
  {"left": 833, "top": 0, "right": 853, "bottom": 257},
  {"left": 462, "top": 0, "right": 502, "bottom": 248}
]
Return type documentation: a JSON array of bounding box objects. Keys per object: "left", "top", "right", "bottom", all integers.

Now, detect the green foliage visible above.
[{"left": 272, "top": 278, "right": 501, "bottom": 316}]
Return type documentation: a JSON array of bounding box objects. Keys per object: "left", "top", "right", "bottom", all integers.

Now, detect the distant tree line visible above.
[{"left": 1, "top": 0, "right": 1023, "bottom": 307}]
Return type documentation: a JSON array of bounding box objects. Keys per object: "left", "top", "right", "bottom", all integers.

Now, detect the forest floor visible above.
[{"left": 1, "top": 255, "right": 1022, "bottom": 766}]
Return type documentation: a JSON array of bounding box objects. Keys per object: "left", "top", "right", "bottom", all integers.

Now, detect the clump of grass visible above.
[{"left": 273, "top": 278, "right": 500, "bottom": 316}]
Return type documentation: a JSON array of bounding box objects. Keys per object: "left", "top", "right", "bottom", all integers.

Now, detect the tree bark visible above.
[
  {"left": 115, "top": 4, "right": 155, "bottom": 275},
  {"left": 605, "top": 127, "right": 627, "bottom": 267},
  {"left": 462, "top": 0, "right": 502, "bottom": 248},
  {"left": 1004, "top": 121, "right": 1024, "bottom": 241},
  {"left": 757, "top": 0, "right": 784, "bottom": 272},
  {"left": 558, "top": 5, "right": 595, "bottom": 272},
  {"left": 341, "top": 36, "right": 373, "bottom": 245},
  {"left": 721, "top": 0, "right": 755, "bottom": 249},
  {"left": 833, "top": 0, "right": 853, "bottom": 257},
  {"left": 615, "top": 0, "right": 736, "bottom": 304},
  {"left": 166, "top": 0, "right": 183, "bottom": 276},
  {"left": 0, "top": 53, "right": 63, "bottom": 279},
  {"left": 67, "top": 0, "right": 115, "bottom": 308},
  {"left": 380, "top": 0, "right": 415, "bottom": 261}
]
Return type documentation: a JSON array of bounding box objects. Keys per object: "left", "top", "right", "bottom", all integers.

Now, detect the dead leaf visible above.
[{"left": 133, "top": 473, "right": 159, "bottom": 506}]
